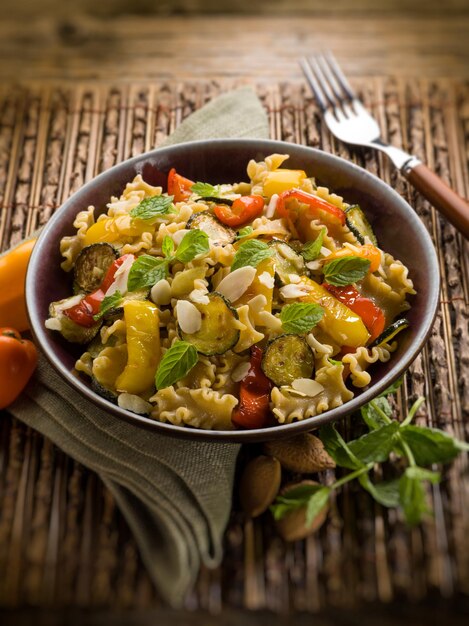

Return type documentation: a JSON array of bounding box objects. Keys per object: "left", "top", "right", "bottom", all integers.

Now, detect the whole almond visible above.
[
  {"left": 275, "top": 480, "right": 329, "bottom": 541},
  {"left": 264, "top": 432, "right": 335, "bottom": 474},
  {"left": 239, "top": 455, "right": 282, "bottom": 518}
]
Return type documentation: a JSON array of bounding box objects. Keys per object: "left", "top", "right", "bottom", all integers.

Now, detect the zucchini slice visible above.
[
  {"left": 345, "top": 205, "right": 378, "bottom": 246},
  {"left": 91, "top": 377, "right": 118, "bottom": 404},
  {"left": 48, "top": 299, "right": 102, "bottom": 344},
  {"left": 178, "top": 291, "right": 240, "bottom": 355},
  {"left": 187, "top": 210, "right": 236, "bottom": 244},
  {"left": 262, "top": 334, "right": 314, "bottom": 386},
  {"left": 73, "top": 243, "right": 118, "bottom": 293},
  {"left": 196, "top": 196, "right": 234, "bottom": 206},
  {"left": 269, "top": 239, "right": 305, "bottom": 284},
  {"left": 369, "top": 318, "right": 409, "bottom": 348}
]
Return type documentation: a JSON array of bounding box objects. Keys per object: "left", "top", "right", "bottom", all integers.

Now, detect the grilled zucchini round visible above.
[
  {"left": 73, "top": 243, "right": 118, "bottom": 293},
  {"left": 369, "top": 318, "right": 409, "bottom": 348},
  {"left": 345, "top": 205, "right": 378, "bottom": 246},
  {"left": 261, "top": 334, "right": 314, "bottom": 386},
  {"left": 187, "top": 210, "right": 236, "bottom": 244},
  {"left": 178, "top": 292, "right": 240, "bottom": 355}
]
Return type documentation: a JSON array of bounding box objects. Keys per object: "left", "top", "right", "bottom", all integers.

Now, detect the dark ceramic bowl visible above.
[{"left": 26, "top": 139, "right": 439, "bottom": 442}]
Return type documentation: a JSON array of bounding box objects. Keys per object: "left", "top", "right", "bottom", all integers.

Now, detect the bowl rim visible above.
[{"left": 26, "top": 138, "right": 440, "bottom": 443}]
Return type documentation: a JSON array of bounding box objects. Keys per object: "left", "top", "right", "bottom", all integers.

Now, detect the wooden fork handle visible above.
[{"left": 404, "top": 162, "right": 469, "bottom": 239}]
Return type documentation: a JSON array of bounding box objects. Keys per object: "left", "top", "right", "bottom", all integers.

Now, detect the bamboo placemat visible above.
[{"left": 0, "top": 79, "right": 468, "bottom": 612}]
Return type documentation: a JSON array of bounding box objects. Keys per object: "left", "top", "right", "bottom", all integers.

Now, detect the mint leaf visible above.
[
  {"left": 236, "top": 226, "right": 254, "bottom": 239},
  {"left": 301, "top": 227, "right": 326, "bottom": 261},
  {"left": 174, "top": 229, "right": 210, "bottom": 263},
  {"left": 398, "top": 470, "right": 430, "bottom": 526},
  {"left": 155, "top": 341, "right": 198, "bottom": 390},
  {"left": 280, "top": 302, "right": 324, "bottom": 334},
  {"left": 400, "top": 425, "right": 468, "bottom": 466},
  {"left": 93, "top": 290, "right": 122, "bottom": 320},
  {"left": 127, "top": 256, "right": 169, "bottom": 291},
  {"left": 190, "top": 182, "right": 220, "bottom": 197},
  {"left": 305, "top": 487, "right": 331, "bottom": 526},
  {"left": 323, "top": 255, "right": 370, "bottom": 286},
  {"left": 348, "top": 422, "right": 400, "bottom": 463},
  {"left": 270, "top": 483, "right": 325, "bottom": 521},
  {"left": 231, "top": 239, "right": 274, "bottom": 272},
  {"left": 360, "top": 397, "right": 392, "bottom": 431},
  {"left": 319, "top": 423, "right": 365, "bottom": 470},
  {"left": 130, "top": 195, "right": 175, "bottom": 221},
  {"left": 359, "top": 475, "right": 400, "bottom": 507},
  {"left": 162, "top": 236, "right": 175, "bottom": 258}
]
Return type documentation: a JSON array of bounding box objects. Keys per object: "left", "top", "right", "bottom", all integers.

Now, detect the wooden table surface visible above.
[{"left": 0, "top": 3, "right": 469, "bottom": 624}]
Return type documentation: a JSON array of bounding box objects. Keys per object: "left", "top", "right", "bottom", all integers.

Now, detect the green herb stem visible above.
[
  {"left": 401, "top": 396, "right": 426, "bottom": 427},
  {"left": 331, "top": 463, "right": 373, "bottom": 490},
  {"left": 368, "top": 399, "right": 393, "bottom": 425},
  {"left": 400, "top": 438, "right": 417, "bottom": 467}
]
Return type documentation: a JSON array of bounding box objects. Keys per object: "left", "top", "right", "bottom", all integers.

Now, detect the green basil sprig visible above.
[
  {"left": 130, "top": 195, "right": 175, "bottom": 221},
  {"left": 190, "top": 182, "right": 220, "bottom": 198},
  {"left": 155, "top": 341, "right": 198, "bottom": 390},
  {"left": 127, "top": 229, "right": 209, "bottom": 292},
  {"left": 323, "top": 255, "right": 370, "bottom": 286},
  {"left": 231, "top": 239, "right": 274, "bottom": 271},
  {"left": 271, "top": 379, "right": 469, "bottom": 527},
  {"left": 93, "top": 290, "right": 122, "bottom": 321},
  {"left": 279, "top": 302, "right": 324, "bottom": 334},
  {"left": 301, "top": 227, "right": 326, "bottom": 262}
]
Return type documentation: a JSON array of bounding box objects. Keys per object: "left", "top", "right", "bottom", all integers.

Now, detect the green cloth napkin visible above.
[{"left": 6, "top": 87, "right": 269, "bottom": 607}]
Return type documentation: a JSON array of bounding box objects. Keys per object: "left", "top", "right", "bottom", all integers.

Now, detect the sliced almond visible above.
[
  {"left": 176, "top": 300, "right": 202, "bottom": 334},
  {"left": 265, "top": 193, "right": 279, "bottom": 218},
  {"left": 320, "top": 246, "right": 332, "bottom": 257},
  {"left": 231, "top": 361, "right": 251, "bottom": 382},
  {"left": 189, "top": 288, "right": 210, "bottom": 305},
  {"left": 171, "top": 229, "right": 189, "bottom": 245},
  {"left": 279, "top": 283, "right": 310, "bottom": 299},
  {"left": 275, "top": 480, "right": 329, "bottom": 541},
  {"left": 291, "top": 378, "right": 324, "bottom": 397},
  {"left": 151, "top": 279, "right": 172, "bottom": 306},
  {"left": 264, "top": 432, "right": 335, "bottom": 474},
  {"left": 118, "top": 393, "right": 152, "bottom": 415},
  {"left": 258, "top": 271, "right": 275, "bottom": 289},
  {"left": 216, "top": 266, "right": 257, "bottom": 302},
  {"left": 247, "top": 294, "right": 267, "bottom": 313},
  {"left": 239, "top": 455, "right": 282, "bottom": 517},
  {"left": 288, "top": 274, "right": 301, "bottom": 284}
]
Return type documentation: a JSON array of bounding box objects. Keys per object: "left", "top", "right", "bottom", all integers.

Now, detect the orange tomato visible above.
[
  {"left": 0, "top": 238, "right": 36, "bottom": 332},
  {"left": 0, "top": 328, "right": 38, "bottom": 409}
]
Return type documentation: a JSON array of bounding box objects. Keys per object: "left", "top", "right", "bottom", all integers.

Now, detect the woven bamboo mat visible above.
[{"left": 0, "top": 78, "right": 468, "bottom": 612}]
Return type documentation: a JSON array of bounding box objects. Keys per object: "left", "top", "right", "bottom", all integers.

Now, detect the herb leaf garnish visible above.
[
  {"left": 190, "top": 182, "right": 220, "bottom": 198},
  {"left": 130, "top": 195, "right": 175, "bottom": 221},
  {"left": 280, "top": 302, "right": 324, "bottom": 334},
  {"left": 323, "top": 255, "right": 370, "bottom": 286},
  {"left": 155, "top": 341, "right": 198, "bottom": 390},
  {"left": 301, "top": 227, "right": 326, "bottom": 262},
  {"left": 273, "top": 392, "right": 469, "bottom": 529},
  {"left": 236, "top": 226, "right": 254, "bottom": 240},
  {"left": 231, "top": 239, "right": 274, "bottom": 271},
  {"left": 127, "top": 256, "right": 169, "bottom": 292},
  {"left": 174, "top": 229, "right": 210, "bottom": 263},
  {"left": 162, "top": 235, "right": 175, "bottom": 258},
  {"left": 93, "top": 290, "right": 122, "bottom": 321}
]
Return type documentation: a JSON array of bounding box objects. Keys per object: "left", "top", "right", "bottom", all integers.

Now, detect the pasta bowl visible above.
[{"left": 26, "top": 139, "right": 439, "bottom": 442}]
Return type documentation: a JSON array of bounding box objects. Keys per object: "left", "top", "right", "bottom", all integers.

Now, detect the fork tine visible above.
[
  {"left": 305, "top": 56, "right": 337, "bottom": 109},
  {"left": 316, "top": 54, "right": 346, "bottom": 103},
  {"left": 323, "top": 51, "right": 356, "bottom": 101},
  {"left": 299, "top": 57, "right": 327, "bottom": 111}
]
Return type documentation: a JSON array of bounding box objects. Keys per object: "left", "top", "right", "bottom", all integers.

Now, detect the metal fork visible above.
[{"left": 300, "top": 53, "right": 469, "bottom": 239}]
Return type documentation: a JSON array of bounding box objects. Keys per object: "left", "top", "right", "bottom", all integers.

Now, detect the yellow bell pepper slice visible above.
[
  {"left": 299, "top": 277, "right": 370, "bottom": 347},
  {"left": 235, "top": 258, "right": 275, "bottom": 324},
  {"left": 263, "top": 169, "right": 307, "bottom": 198},
  {"left": 115, "top": 300, "right": 161, "bottom": 394},
  {"left": 84, "top": 216, "right": 153, "bottom": 246}
]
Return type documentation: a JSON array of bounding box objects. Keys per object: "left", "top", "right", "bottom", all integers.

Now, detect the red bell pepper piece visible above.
[
  {"left": 167, "top": 168, "right": 194, "bottom": 202},
  {"left": 323, "top": 283, "right": 385, "bottom": 343},
  {"left": 276, "top": 188, "right": 345, "bottom": 227},
  {"left": 64, "top": 254, "right": 134, "bottom": 327},
  {"left": 232, "top": 345, "right": 273, "bottom": 429},
  {"left": 214, "top": 195, "right": 265, "bottom": 228}
]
